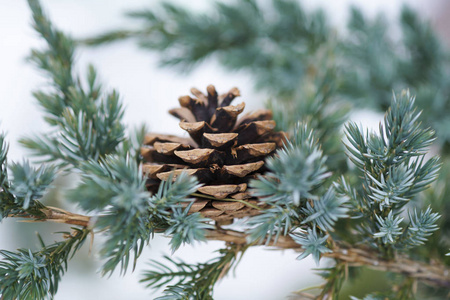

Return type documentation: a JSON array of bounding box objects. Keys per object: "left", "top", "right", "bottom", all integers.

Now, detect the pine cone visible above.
[{"left": 141, "top": 85, "right": 286, "bottom": 223}]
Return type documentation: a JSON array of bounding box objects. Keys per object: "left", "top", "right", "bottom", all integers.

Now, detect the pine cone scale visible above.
[
  {"left": 203, "top": 133, "right": 238, "bottom": 149},
  {"left": 210, "top": 103, "right": 245, "bottom": 132},
  {"left": 222, "top": 161, "right": 264, "bottom": 177}
]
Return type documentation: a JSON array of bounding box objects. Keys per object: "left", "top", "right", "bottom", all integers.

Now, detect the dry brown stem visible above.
[
  {"left": 8, "top": 206, "right": 91, "bottom": 227},
  {"left": 7, "top": 209, "right": 450, "bottom": 288},
  {"left": 204, "top": 228, "right": 450, "bottom": 288}
]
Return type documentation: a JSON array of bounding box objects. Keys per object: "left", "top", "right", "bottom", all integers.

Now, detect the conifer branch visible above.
[
  {"left": 2, "top": 0, "right": 449, "bottom": 298},
  {"left": 90, "top": 0, "right": 450, "bottom": 150},
  {"left": 7, "top": 209, "right": 448, "bottom": 289},
  {"left": 206, "top": 228, "right": 450, "bottom": 288}
]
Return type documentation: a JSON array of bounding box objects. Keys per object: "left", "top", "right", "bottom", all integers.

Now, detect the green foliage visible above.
[
  {"left": 69, "top": 155, "right": 149, "bottom": 213},
  {"left": 247, "top": 124, "right": 351, "bottom": 265},
  {"left": 3, "top": 0, "right": 209, "bottom": 297},
  {"left": 0, "top": 228, "right": 89, "bottom": 300},
  {"left": 141, "top": 246, "right": 246, "bottom": 299},
  {"left": 0, "top": 134, "right": 8, "bottom": 189},
  {"left": 402, "top": 207, "right": 440, "bottom": 248},
  {"left": 374, "top": 211, "right": 403, "bottom": 244},
  {"left": 71, "top": 155, "right": 209, "bottom": 275},
  {"left": 343, "top": 92, "right": 441, "bottom": 252},
  {"left": 255, "top": 124, "right": 331, "bottom": 206},
  {"left": 22, "top": 0, "right": 126, "bottom": 168},
  {"left": 0, "top": 136, "right": 55, "bottom": 221},
  {"left": 9, "top": 161, "right": 56, "bottom": 209},
  {"left": 70, "top": 155, "right": 151, "bottom": 275},
  {"left": 153, "top": 174, "right": 212, "bottom": 254},
  {"left": 87, "top": 0, "right": 351, "bottom": 174},
  {"left": 1, "top": 0, "right": 449, "bottom": 299},
  {"left": 92, "top": 0, "right": 450, "bottom": 152},
  {"left": 0, "top": 134, "right": 16, "bottom": 220},
  {"left": 86, "top": 0, "right": 329, "bottom": 98},
  {"left": 302, "top": 187, "right": 349, "bottom": 232},
  {"left": 248, "top": 124, "right": 337, "bottom": 246},
  {"left": 290, "top": 228, "right": 331, "bottom": 265},
  {"left": 246, "top": 205, "right": 297, "bottom": 246},
  {"left": 342, "top": 6, "right": 450, "bottom": 150},
  {"left": 165, "top": 204, "right": 214, "bottom": 253},
  {"left": 316, "top": 263, "right": 346, "bottom": 299},
  {"left": 268, "top": 51, "right": 349, "bottom": 172},
  {"left": 414, "top": 158, "right": 450, "bottom": 264},
  {"left": 27, "top": 0, "right": 74, "bottom": 101},
  {"left": 149, "top": 173, "right": 200, "bottom": 215}
]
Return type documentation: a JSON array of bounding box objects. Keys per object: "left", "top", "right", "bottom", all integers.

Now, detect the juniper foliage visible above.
[
  {"left": 0, "top": 229, "right": 89, "bottom": 300},
  {"left": 1, "top": 1, "right": 213, "bottom": 298},
  {"left": 141, "top": 245, "right": 246, "bottom": 300},
  {"left": 342, "top": 92, "right": 441, "bottom": 253},
  {"left": 21, "top": 0, "right": 126, "bottom": 168},
  {"left": 86, "top": 0, "right": 450, "bottom": 152},
  {"left": 0, "top": 0, "right": 449, "bottom": 299}
]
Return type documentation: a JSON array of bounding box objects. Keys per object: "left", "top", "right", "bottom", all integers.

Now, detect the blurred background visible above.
[{"left": 0, "top": 0, "right": 448, "bottom": 299}]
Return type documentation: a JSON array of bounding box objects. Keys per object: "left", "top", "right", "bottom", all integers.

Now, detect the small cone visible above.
[{"left": 143, "top": 85, "right": 287, "bottom": 222}]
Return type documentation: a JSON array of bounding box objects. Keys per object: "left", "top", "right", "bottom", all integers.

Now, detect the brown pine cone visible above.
[{"left": 141, "top": 85, "right": 286, "bottom": 223}]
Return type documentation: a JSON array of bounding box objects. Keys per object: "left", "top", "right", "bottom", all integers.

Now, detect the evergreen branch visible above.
[
  {"left": 82, "top": 29, "right": 142, "bottom": 46},
  {"left": 84, "top": 0, "right": 330, "bottom": 98},
  {"left": 3, "top": 209, "right": 448, "bottom": 292},
  {"left": 268, "top": 65, "right": 349, "bottom": 172},
  {"left": 251, "top": 123, "right": 330, "bottom": 207},
  {"left": 367, "top": 165, "right": 414, "bottom": 210},
  {"left": 382, "top": 92, "right": 435, "bottom": 160},
  {"left": 333, "top": 176, "right": 362, "bottom": 217},
  {"left": 23, "top": 0, "right": 126, "bottom": 168},
  {"left": 0, "top": 228, "right": 89, "bottom": 300},
  {"left": 0, "top": 134, "right": 57, "bottom": 222},
  {"left": 205, "top": 228, "right": 450, "bottom": 288},
  {"left": 247, "top": 124, "right": 333, "bottom": 245},
  {"left": 93, "top": 1, "right": 450, "bottom": 149},
  {"left": 27, "top": 0, "right": 74, "bottom": 100},
  {"left": 2, "top": 1, "right": 448, "bottom": 297},
  {"left": 342, "top": 6, "right": 450, "bottom": 148},
  {"left": 343, "top": 91, "right": 441, "bottom": 251},
  {"left": 149, "top": 173, "right": 201, "bottom": 214},
  {"left": 141, "top": 245, "right": 247, "bottom": 299},
  {"left": 69, "top": 156, "right": 208, "bottom": 275},
  {"left": 70, "top": 155, "right": 152, "bottom": 275},
  {"left": 154, "top": 174, "right": 214, "bottom": 254}
]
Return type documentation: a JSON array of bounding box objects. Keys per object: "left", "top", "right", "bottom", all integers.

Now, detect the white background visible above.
[{"left": 0, "top": 0, "right": 434, "bottom": 299}]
